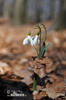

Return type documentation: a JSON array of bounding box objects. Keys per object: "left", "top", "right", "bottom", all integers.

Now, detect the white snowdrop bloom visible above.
[
  {"left": 38, "top": 39, "right": 40, "bottom": 44},
  {"left": 31, "top": 35, "right": 40, "bottom": 46},
  {"left": 23, "top": 35, "right": 32, "bottom": 45}
]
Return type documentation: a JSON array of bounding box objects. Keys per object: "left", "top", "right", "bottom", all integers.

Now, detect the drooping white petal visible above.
[
  {"left": 31, "top": 35, "right": 40, "bottom": 46},
  {"left": 23, "top": 38, "right": 29, "bottom": 45},
  {"left": 23, "top": 35, "right": 32, "bottom": 45},
  {"left": 38, "top": 39, "right": 40, "bottom": 44}
]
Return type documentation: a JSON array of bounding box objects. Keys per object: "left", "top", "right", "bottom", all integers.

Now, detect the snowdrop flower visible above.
[
  {"left": 31, "top": 35, "right": 40, "bottom": 46},
  {"left": 23, "top": 35, "right": 32, "bottom": 45}
]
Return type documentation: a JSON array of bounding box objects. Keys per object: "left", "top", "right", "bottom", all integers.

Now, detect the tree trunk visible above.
[
  {"left": 27, "top": 0, "right": 39, "bottom": 23},
  {"left": 13, "top": 0, "right": 27, "bottom": 25},
  {"left": 40, "top": 0, "right": 51, "bottom": 21},
  {"left": 0, "top": 0, "right": 4, "bottom": 16},
  {"left": 55, "top": 0, "right": 66, "bottom": 30},
  {"left": 3, "top": 0, "right": 9, "bottom": 18}
]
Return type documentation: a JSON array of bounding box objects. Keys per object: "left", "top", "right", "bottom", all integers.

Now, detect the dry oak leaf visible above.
[
  {"left": 35, "top": 57, "right": 52, "bottom": 65},
  {"left": 0, "top": 62, "right": 11, "bottom": 75},
  {"left": 29, "top": 61, "right": 46, "bottom": 78},
  {"left": 29, "top": 57, "right": 53, "bottom": 78},
  {"left": 33, "top": 91, "right": 47, "bottom": 100},
  {"left": 13, "top": 67, "right": 33, "bottom": 85},
  {"left": 42, "top": 88, "right": 65, "bottom": 99}
]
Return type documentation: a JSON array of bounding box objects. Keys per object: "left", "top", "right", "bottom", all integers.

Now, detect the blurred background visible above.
[{"left": 0, "top": 0, "right": 66, "bottom": 29}]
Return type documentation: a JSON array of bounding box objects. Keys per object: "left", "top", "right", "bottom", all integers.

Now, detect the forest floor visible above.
[{"left": 0, "top": 18, "right": 66, "bottom": 100}]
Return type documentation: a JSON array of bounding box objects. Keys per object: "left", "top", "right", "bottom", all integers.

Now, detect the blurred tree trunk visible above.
[
  {"left": 27, "top": 0, "right": 39, "bottom": 23},
  {"left": 3, "top": 0, "right": 9, "bottom": 18},
  {"left": 7, "top": 0, "right": 16, "bottom": 19},
  {"left": 40, "top": 0, "right": 51, "bottom": 21},
  {"left": 56, "top": 0, "right": 66, "bottom": 30},
  {"left": 13, "top": 0, "right": 27, "bottom": 25},
  {"left": 54, "top": 0, "right": 61, "bottom": 19},
  {"left": 0, "top": 0, "right": 4, "bottom": 16}
]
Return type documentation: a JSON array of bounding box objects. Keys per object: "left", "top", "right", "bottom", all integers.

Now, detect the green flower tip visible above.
[
  {"left": 37, "top": 31, "right": 40, "bottom": 36},
  {"left": 28, "top": 32, "right": 31, "bottom": 35}
]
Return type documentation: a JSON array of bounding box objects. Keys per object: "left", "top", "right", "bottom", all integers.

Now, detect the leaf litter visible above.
[{"left": 0, "top": 20, "right": 66, "bottom": 100}]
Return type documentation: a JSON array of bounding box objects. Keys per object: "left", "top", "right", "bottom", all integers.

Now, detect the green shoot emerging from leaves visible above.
[{"left": 33, "top": 77, "right": 37, "bottom": 92}]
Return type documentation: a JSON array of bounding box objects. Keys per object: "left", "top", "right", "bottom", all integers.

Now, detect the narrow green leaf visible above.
[
  {"left": 38, "top": 41, "right": 46, "bottom": 58},
  {"left": 35, "top": 25, "right": 42, "bottom": 51},
  {"left": 45, "top": 43, "right": 51, "bottom": 52},
  {"left": 38, "top": 43, "right": 51, "bottom": 58},
  {"left": 33, "top": 77, "right": 37, "bottom": 91},
  {"left": 41, "top": 24, "right": 47, "bottom": 42}
]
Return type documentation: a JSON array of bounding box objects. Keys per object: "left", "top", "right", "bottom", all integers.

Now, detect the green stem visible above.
[
  {"left": 41, "top": 24, "right": 47, "bottom": 42},
  {"left": 37, "top": 25, "right": 41, "bottom": 52},
  {"left": 34, "top": 24, "right": 47, "bottom": 59},
  {"left": 40, "top": 29, "right": 41, "bottom": 51},
  {"left": 33, "top": 77, "right": 37, "bottom": 91}
]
